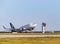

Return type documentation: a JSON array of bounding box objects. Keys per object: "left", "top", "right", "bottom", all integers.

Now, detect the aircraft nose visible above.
[
  {"left": 30, "top": 24, "right": 37, "bottom": 27},
  {"left": 33, "top": 24, "right": 37, "bottom": 26}
]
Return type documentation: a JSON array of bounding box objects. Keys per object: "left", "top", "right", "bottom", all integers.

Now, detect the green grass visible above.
[{"left": 0, "top": 37, "right": 60, "bottom": 44}]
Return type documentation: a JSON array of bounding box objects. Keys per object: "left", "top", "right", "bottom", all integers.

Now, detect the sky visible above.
[{"left": 0, "top": 0, "right": 60, "bottom": 31}]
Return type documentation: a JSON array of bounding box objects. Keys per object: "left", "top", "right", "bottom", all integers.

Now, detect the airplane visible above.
[{"left": 3, "top": 22, "right": 37, "bottom": 32}]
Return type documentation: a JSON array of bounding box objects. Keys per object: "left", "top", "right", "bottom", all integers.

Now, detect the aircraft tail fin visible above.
[
  {"left": 10, "top": 22, "right": 15, "bottom": 29},
  {"left": 10, "top": 22, "right": 16, "bottom": 32}
]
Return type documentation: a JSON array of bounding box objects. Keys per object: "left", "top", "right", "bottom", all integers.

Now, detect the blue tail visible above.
[
  {"left": 10, "top": 22, "right": 16, "bottom": 32},
  {"left": 10, "top": 22, "right": 15, "bottom": 29}
]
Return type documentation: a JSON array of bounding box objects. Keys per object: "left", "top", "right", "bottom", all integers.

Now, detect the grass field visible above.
[{"left": 0, "top": 37, "right": 60, "bottom": 44}]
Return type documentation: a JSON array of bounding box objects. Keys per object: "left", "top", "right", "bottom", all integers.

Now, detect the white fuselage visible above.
[{"left": 19, "top": 23, "right": 37, "bottom": 31}]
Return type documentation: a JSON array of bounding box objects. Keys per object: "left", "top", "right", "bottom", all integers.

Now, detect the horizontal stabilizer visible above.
[{"left": 3, "top": 26, "right": 6, "bottom": 29}]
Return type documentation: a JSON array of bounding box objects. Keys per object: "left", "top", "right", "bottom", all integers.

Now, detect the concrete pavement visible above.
[{"left": 0, "top": 34, "right": 60, "bottom": 38}]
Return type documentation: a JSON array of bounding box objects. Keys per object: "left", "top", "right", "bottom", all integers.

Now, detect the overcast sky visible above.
[{"left": 0, "top": 0, "right": 60, "bottom": 31}]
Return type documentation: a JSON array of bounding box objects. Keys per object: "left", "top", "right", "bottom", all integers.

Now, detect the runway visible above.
[{"left": 0, "top": 34, "right": 60, "bottom": 38}]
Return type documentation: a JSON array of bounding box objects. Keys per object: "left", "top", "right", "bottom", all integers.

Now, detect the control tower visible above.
[{"left": 42, "top": 22, "right": 46, "bottom": 34}]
